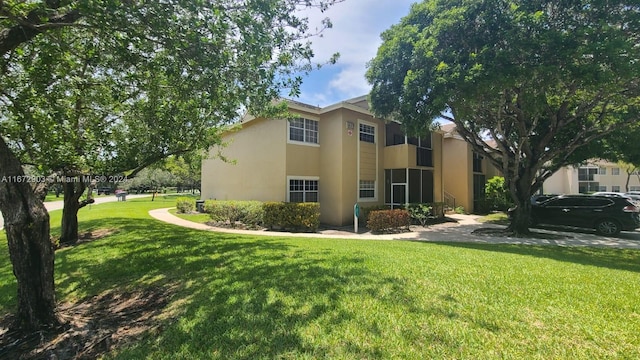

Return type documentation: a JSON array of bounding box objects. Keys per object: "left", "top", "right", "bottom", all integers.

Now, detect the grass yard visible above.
[
  {"left": 1, "top": 199, "right": 640, "bottom": 359},
  {"left": 169, "top": 208, "right": 211, "bottom": 224}
]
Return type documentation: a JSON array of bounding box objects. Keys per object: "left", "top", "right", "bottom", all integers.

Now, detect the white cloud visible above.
[{"left": 296, "top": 0, "right": 416, "bottom": 106}]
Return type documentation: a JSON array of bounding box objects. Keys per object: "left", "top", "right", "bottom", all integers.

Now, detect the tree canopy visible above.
[
  {"left": 0, "top": 0, "right": 342, "bottom": 330},
  {"left": 366, "top": 0, "right": 640, "bottom": 233}
]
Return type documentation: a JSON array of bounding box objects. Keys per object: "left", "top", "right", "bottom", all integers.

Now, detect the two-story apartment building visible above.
[
  {"left": 201, "top": 96, "right": 444, "bottom": 226},
  {"left": 544, "top": 160, "right": 640, "bottom": 194},
  {"left": 440, "top": 123, "right": 501, "bottom": 213}
]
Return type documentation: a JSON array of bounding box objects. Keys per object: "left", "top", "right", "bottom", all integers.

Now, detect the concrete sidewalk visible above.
[
  {"left": 149, "top": 208, "right": 640, "bottom": 249},
  {"left": 0, "top": 194, "right": 152, "bottom": 229}
]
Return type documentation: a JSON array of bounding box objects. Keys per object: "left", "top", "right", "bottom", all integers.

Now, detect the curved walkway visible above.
[
  {"left": 149, "top": 208, "right": 640, "bottom": 249},
  {"left": 0, "top": 194, "right": 153, "bottom": 230}
]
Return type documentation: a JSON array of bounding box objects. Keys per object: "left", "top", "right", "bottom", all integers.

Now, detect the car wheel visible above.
[{"left": 595, "top": 219, "right": 621, "bottom": 236}]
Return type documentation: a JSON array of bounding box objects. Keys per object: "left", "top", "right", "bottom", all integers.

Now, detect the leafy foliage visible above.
[
  {"left": 367, "top": 209, "right": 411, "bottom": 233},
  {"left": 203, "top": 200, "right": 264, "bottom": 228},
  {"left": 406, "top": 203, "right": 433, "bottom": 226},
  {"left": 367, "top": 0, "right": 640, "bottom": 233},
  {"left": 175, "top": 198, "right": 196, "bottom": 214},
  {"left": 263, "top": 202, "right": 320, "bottom": 232},
  {"left": 484, "top": 176, "right": 513, "bottom": 212}
]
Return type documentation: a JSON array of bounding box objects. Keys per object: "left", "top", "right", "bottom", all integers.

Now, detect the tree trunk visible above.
[
  {"left": 0, "top": 138, "right": 59, "bottom": 331},
  {"left": 60, "top": 181, "right": 86, "bottom": 245},
  {"left": 506, "top": 167, "right": 536, "bottom": 236}
]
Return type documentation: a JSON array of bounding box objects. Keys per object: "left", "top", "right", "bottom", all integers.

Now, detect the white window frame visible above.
[
  {"left": 612, "top": 167, "right": 620, "bottom": 176},
  {"left": 598, "top": 167, "right": 607, "bottom": 175},
  {"left": 359, "top": 123, "right": 375, "bottom": 143},
  {"left": 630, "top": 186, "right": 640, "bottom": 192},
  {"left": 287, "top": 117, "right": 320, "bottom": 147},
  {"left": 286, "top": 176, "right": 319, "bottom": 203},
  {"left": 357, "top": 119, "right": 379, "bottom": 202},
  {"left": 598, "top": 185, "right": 607, "bottom": 192},
  {"left": 612, "top": 185, "right": 621, "bottom": 192},
  {"left": 359, "top": 180, "right": 376, "bottom": 200}
]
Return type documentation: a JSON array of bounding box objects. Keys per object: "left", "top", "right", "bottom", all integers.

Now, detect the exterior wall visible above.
[
  {"left": 543, "top": 167, "right": 574, "bottom": 194},
  {"left": 201, "top": 118, "right": 287, "bottom": 201},
  {"left": 318, "top": 109, "right": 345, "bottom": 225},
  {"left": 544, "top": 161, "right": 640, "bottom": 194},
  {"left": 201, "top": 97, "right": 446, "bottom": 226},
  {"left": 442, "top": 137, "right": 473, "bottom": 212}
]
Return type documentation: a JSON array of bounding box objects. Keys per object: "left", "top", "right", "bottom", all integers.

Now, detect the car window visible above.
[
  {"left": 544, "top": 198, "right": 586, "bottom": 207},
  {"left": 583, "top": 198, "right": 612, "bottom": 207}
]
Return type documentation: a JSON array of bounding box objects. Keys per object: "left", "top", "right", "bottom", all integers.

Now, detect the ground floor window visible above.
[
  {"left": 359, "top": 180, "right": 375, "bottom": 199},
  {"left": 289, "top": 179, "right": 318, "bottom": 202}
]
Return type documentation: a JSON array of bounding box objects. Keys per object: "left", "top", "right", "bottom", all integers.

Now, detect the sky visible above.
[{"left": 294, "top": 0, "right": 417, "bottom": 107}]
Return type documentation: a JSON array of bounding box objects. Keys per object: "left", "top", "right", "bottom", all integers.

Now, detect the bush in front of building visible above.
[
  {"left": 484, "top": 176, "right": 513, "bottom": 212},
  {"left": 359, "top": 205, "right": 390, "bottom": 226},
  {"left": 203, "top": 200, "right": 264, "bottom": 227},
  {"left": 263, "top": 202, "right": 320, "bottom": 232},
  {"left": 406, "top": 203, "right": 433, "bottom": 226},
  {"left": 367, "top": 209, "right": 411, "bottom": 233},
  {"left": 176, "top": 197, "right": 196, "bottom": 213}
]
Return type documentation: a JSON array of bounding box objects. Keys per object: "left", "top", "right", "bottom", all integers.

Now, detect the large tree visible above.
[
  {"left": 0, "top": 0, "right": 341, "bottom": 331},
  {"left": 366, "top": 0, "right": 640, "bottom": 234}
]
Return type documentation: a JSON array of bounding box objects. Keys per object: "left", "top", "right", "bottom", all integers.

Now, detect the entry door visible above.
[{"left": 392, "top": 184, "right": 406, "bottom": 209}]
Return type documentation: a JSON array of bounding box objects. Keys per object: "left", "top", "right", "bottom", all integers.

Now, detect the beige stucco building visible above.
[
  {"left": 201, "top": 96, "right": 445, "bottom": 226},
  {"left": 544, "top": 160, "right": 640, "bottom": 194},
  {"left": 440, "top": 123, "right": 502, "bottom": 213}
]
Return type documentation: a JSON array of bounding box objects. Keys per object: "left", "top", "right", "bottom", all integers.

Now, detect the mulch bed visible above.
[{"left": 0, "top": 285, "right": 175, "bottom": 360}]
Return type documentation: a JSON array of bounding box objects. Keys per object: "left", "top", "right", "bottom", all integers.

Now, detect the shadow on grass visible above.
[
  {"left": 52, "top": 217, "right": 418, "bottom": 359},
  {"left": 427, "top": 241, "right": 640, "bottom": 273}
]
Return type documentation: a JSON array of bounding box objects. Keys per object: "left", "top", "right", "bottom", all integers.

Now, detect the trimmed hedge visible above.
[
  {"left": 263, "top": 202, "right": 320, "bottom": 232},
  {"left": 359, "top": 205, "right": 390, "bottom": 226},
  {"left": 367, "top": 209, "right": 411, "bottom": 233},
  {"left": 176, "top": 197, "right": 196, "bottom": 213},
  {"left": 203, "top": 200, "right": 264, "bottom": 227}
]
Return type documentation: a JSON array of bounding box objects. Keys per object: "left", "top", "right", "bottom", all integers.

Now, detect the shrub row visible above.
[
  {"left": 367, "top": 209, "right": 411, "bottom": 233},
  {"left": 263, "top": 202, "right": 320, "bottom": 232},
  {"left": 176, "top": 197, "right": 196, "bottom": 213},
  {"left": 203, "top": 200, "right": 264, "bottom": 227}
]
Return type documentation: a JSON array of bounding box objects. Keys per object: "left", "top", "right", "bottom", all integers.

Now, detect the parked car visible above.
[
  {"left": 526, "top": 195, "right": 640, "bottom": 235},
  {"left": 623, "top": 193, "right": 640, "bottom": 204},
  {"left": 531, "top": 194, "right": 559, "bottom": 205},
  {"left": 592, "top": 191, "right": 631, "bottom": 198}
]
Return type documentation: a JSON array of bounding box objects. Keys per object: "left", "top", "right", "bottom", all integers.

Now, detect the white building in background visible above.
[{"left": 543, "top": 160, "right": 640, "bottom": 194}]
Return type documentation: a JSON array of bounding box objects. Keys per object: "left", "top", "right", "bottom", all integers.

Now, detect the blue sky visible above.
[{"left": 295, "top": 0, "right": 417, "bottom": 107}]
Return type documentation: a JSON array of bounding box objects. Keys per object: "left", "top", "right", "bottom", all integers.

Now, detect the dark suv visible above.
[{"left": 529, "top": 195, "right": 640, "bottom": 235}]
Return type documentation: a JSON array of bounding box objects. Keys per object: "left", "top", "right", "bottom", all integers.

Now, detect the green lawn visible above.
[
  {"left": 43, "top": 193, "right": 112, "bottom": 202},
  {"left": 1, "top": 199, "right": 640, "bottom": 359},
  {"left": 477, "top": 212, "right": 510, "bottom": 225},
  {"left": 169, "top": 208, "right": 211, "bottom": 224}
]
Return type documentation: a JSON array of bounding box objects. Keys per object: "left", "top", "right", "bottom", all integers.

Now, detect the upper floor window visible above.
[
  {"left": 473, "top": 153, "right": 483, "bottom": 173},
  {"left": 408, "top": 134, "right": 432, "bottom": 149},
  {"left": 289, "top": 118, "right": 318, "bottom": 144},
  {"left": 612, "top": 167, "right": 620, "bottom": 175},
  {"left": 598, "top": 167, "right": 607, "bottom": 175},
  {"left": 578, "top": 167, "right": 597, "bottom": 181},
  {"left": 359, "top": 123, "right": 375, "bottom": 143}
]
